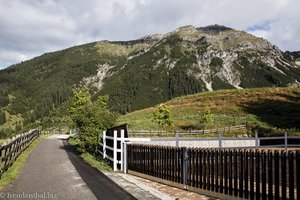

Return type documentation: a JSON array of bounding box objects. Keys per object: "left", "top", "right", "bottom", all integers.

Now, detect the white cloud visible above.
[
  {"left": 0, "top": 0, "right": 300, "bottom": 69},
  {"left": 0, "top": 49, "right": 35, "bottom": 67}
]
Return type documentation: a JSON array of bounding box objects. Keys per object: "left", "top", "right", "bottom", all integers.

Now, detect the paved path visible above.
[{"left": 3, "top": 135, "right": 136, "bottom": 200}]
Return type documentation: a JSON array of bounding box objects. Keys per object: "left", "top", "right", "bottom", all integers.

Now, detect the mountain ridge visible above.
[
  {"left": 0, "top": 24, "right": 300, "bottom": 133},
  {"left": 91, "top": 24, "right": 299, "bottom": 112}
]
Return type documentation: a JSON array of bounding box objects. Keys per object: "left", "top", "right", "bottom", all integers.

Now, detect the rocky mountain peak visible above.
[
  {"left": 175, "top": 25, "right": 197, "bottom": 32},
  {"left": 140, "top": 33, "right": 163, "bottom": 41}
]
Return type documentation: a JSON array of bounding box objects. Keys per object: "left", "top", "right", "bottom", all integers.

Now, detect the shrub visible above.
[
  {"left": 200, "top": 106, "right": 214, "bottom": 124},
  {"left": 153, "top": 105, "right": 174, "bottom": 128},
  {"left": 68, "top": 89, "right": 117, "bottom": 154}
]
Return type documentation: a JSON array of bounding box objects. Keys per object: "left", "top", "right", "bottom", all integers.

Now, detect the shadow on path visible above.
[{"left": 60, "top": 139, "right": 136, "bottom": 200}]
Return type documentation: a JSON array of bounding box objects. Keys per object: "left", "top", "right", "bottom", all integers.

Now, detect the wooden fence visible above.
[
  {"left": 99, "top": 126, "right": 300, "bottom": 172},
  {"left": 0, "top": 129, "right": 40, "bottom": 178},
  {"left": 127, "top": 144, "right": 300, "bottom": 200},
  {"left": 128, "top": 125, "right": 246, "bottom": 137}
]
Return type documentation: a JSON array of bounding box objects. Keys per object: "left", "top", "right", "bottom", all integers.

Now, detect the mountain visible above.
[
  {"left": 94, "top": 25, "right": 300, "bottom": 113},
  {"left": 0, "top": 24, "right": 300, "bottom": 133}
]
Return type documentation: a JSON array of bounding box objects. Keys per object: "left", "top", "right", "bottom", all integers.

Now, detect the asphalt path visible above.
[{"left": 3, "top": 135, "right": 136, "bottom": 200}]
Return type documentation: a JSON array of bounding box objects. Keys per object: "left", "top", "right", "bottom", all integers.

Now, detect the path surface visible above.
[{"left": 3, "top": 135, "right": 136, "bottom": 200}]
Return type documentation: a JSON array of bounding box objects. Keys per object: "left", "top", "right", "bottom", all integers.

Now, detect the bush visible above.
[
  {"left": 153, "top": 105, "right": 174, "bottom": 128},
  {"left": 68, "top": 89, "right": 117, "bottom": 154},
  {"left": 200, "top": 106, "right": 214, "bottom": 124}
]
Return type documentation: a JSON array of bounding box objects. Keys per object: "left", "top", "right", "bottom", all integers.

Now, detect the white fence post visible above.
[
  {"left": 103, "top": 131, "right": 106, "bottom": 159},
  {"left": 255, "top": 132, "right": 258, "bottom": 149},
  {"left": 176, "top": 131, "right": 179, "bottom": 147},
  {"left": 284, "top": 131, "right": 288, "bottom": 151},
  {"left": 123, "top": 142, "right": 127, "bottom": 173},
  {"left": 113, "top": 130, "right": 118, "bottom": 171},
  {"left": 120, "top": 129, "right": 125, "bottom": 171}
]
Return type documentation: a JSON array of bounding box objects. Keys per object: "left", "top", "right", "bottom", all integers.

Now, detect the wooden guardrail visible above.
[
  {"left": 128, "top": 125, "right": 247, "bottom": 137},
  {"left": 0, "top": 129, "right": 40, "bottom": 178},
  {"left": 127, "top": 144, "right": 300, "bottom": 200}
]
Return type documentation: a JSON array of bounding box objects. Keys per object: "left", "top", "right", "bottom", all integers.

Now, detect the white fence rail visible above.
[
  {"left": 98, "top": 130, "right": 300, "bottom": 172},
  {"left": 99, "top": 130, "right": 152, "bottom": 171}
]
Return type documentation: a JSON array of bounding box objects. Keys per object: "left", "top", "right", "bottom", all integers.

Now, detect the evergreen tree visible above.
[{"left": 0, "top": 109, "right": 5, "bottom": 125}]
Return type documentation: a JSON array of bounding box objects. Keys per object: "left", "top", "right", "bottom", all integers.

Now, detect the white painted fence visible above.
[
  {"left": 99, "top": 129, "right": 152, "bottom": 171},
  {"left": 98, "top": 130, "right": 300, "bottom": 171}
]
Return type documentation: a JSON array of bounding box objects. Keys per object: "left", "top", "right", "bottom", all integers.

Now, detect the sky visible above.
[{"left": 0, "top": 0, "right": 300, "bottom": 69}]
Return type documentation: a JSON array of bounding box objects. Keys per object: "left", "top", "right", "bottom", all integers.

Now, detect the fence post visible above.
[
  {"left": 284, "top": 131, "right": 288, "bottom": 151},
  {"left": 182, "top": 147, "right": 189, "bottom": 188},
  {"left": 113, "top": 130, "right": 117, "bottom": 171},
  {"left": 255, "top": 131, "right": 258, "bottom": 149},
  {"left": 218, "top": 132, "right": 222, "bottom": 148},
  {"left": 120, "top": 129, "right": 125, "bottom": 171},
  {"left": 124, "top": 143, "right": 127, "bottom": 173},
  {"left": 176, "top": 131, "right": 179, "bottom": 147},
  {"left": 103, "top": 131, "right": 106, "bottom": 159}
]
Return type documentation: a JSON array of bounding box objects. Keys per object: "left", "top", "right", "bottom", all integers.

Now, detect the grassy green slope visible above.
[{"left": 117, "top": 87, "right": 300, "bottom": 136}]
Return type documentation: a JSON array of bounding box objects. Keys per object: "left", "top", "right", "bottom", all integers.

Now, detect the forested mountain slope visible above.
[{"left": 0, "top": 25, "right": 300, "bottom": 134}]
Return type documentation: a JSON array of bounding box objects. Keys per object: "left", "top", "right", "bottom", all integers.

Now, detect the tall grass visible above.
[{"left": 117, "top": 87, "right": 300, "bottom": 136}]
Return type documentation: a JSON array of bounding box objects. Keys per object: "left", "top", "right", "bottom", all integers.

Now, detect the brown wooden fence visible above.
[
  {"left": 0, "top": 129, "right": 40, "bottom": 178},
  {"left": 127, "top": 144, "right": 300, "bottom": 200},
  {"left": 128, "top": 125, "right": 246, "bottom": 137}
]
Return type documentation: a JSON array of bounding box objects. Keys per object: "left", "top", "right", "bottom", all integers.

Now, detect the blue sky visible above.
[{"left": 0, "top": 0, "right": 299, "bottom": 69}]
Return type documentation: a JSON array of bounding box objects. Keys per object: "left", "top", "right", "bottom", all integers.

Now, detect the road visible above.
[{"left": 2, "top": 135, "right": 136, "bottom": 200}]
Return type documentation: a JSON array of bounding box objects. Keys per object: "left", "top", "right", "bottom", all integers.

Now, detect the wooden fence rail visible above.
[
  {"left": 129, "top": 125, "right": 247, "bottom": 137},
  {"left": 0, "top": 129, "right": 40, "bottom": 178},
  {"left": 127, "top": 144, "right": 300, "bottom": 200}
]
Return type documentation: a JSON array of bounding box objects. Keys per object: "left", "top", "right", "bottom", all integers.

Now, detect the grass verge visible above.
[
  {"left": 68, "top": 137, "right": 112, "bottom": 172},
  {"left": 0, "top": 134, "right": 48, "bottom": 189}
]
